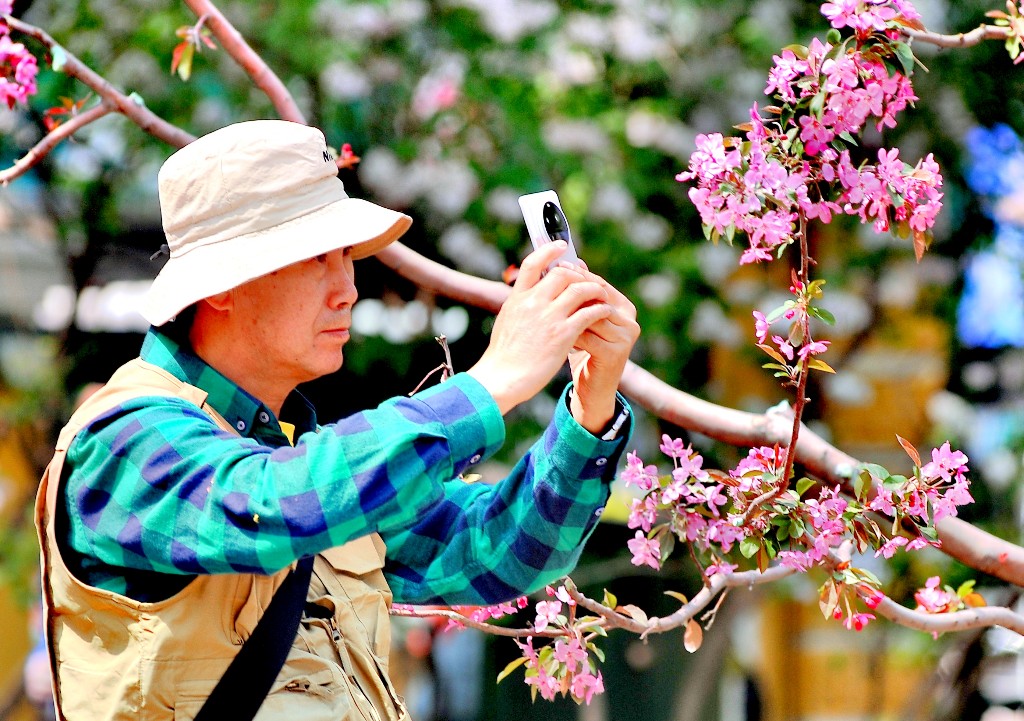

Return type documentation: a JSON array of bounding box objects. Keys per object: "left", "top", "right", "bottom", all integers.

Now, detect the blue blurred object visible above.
[{"left": 958, "top": 124, "right": 1024, "bottom": 348}]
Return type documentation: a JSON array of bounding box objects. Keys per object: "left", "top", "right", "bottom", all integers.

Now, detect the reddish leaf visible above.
[
  {"left": 683, "top": 620, "right": 703, "bottom": 653},
  {"left": 896, "top": 434, "right": 922, "bottom": 467}
]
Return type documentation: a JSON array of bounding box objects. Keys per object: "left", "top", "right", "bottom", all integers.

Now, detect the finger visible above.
[
  {"left": 515, "top": 241, "right": 569, "bottom": 290},
  {"left": 530, "top": 263, "right": 588, "bottom": 300},
  {"left": 547, "top": 280, "right": 609, "bottom": 318},
  {"left": 576, "top": 269, "right": 636, "bottom": 318},
  {"left": 563, "top": 302, "right": 614, "bottom": 340}
]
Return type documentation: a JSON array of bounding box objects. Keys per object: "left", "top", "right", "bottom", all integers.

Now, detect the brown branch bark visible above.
[
  {"left": 0, "top": 102, "right": 112, "bottom": 185},
  {"left": 904, "top": 23, "right": 1011, "bottom": 49},
  {"left": 182, "top": 0, "right": 307, "bottom": 125},
  {"left": 6, "top": 17, "right": 196, "bottom": 150},
  {"left": 374, "top": 243, "right": 1024, "bottom": 588}
]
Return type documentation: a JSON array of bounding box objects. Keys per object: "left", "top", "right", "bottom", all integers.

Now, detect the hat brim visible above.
[{"left": 142, "top": 197, "right": 412, "bottom": 326}]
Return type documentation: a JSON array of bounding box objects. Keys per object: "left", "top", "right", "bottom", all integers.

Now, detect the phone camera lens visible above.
[{"left": 542, "top": 202, "right": 571, "bottom": 241}]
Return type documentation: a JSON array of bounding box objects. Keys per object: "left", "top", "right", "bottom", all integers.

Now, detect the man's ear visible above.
[{"left": 200, "top": 291, "right": 233, "bottom": 313}]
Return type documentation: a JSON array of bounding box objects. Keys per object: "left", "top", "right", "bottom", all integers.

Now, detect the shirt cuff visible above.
[
  {"left": 411, "top": 372, "right": 506, "bottom": 475},
  {"left": 545, "top": 384, "right": 633, "bottom": 484}
]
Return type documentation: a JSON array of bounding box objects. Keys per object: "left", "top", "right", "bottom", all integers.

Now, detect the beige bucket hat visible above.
[{"left": 142, "top": 120, "right": 412, "bottom": 326}]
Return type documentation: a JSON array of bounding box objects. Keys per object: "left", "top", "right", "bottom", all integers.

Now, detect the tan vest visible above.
[{"left": 36, "top": 358, "right": 409, "bottom": 721}]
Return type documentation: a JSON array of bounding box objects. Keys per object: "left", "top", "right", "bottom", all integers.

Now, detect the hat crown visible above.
[{"left": 158, "top": 120, "right": 345, "bottom": 256}]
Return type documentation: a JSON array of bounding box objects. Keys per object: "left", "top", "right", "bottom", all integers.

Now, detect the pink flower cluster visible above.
[
  {"left": 678, "top": 1, "right": 943, "bottom": 265},
  {"left": 520, "top": 637, "right": 605, "bottom": 705},
  {"left": 821, "top": 0, "right": 921, "bottom": 34},
  {"left": 0, "top": 20, "right": 39, "bottom": 108},
  {"left": 914, "top": 576, "right": 960, "bottom": 614},
  {"left": 868, "top": 441, "right": 973, "bottom": 524}
]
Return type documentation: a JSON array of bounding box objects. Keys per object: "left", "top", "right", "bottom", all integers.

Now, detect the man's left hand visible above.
[{"left": 566, "top": 269, "right": 640, "bottom": 436}]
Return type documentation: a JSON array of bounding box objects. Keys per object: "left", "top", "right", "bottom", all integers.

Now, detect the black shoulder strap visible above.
[{"left": 193, "top": 555, "right": 314, "bottom": 721}]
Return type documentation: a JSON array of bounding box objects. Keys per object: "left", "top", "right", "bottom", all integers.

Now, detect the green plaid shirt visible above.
[{"left": 60, "top": 328, "right": 631, "bottom": 605}]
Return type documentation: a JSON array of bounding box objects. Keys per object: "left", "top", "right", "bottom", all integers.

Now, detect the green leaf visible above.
[
  {"left": 590, "top": 645, "right": 606, "bottom": 663},
  {"left": 809, "top": 93, "right": 825, "bottom": 118},
  {"left": 919, "top": 525, "right": 939, "bottom": 541},
  {"left": 128, "top": 92, "right": 147, "bottom": 107},
  {"left": 826, "top": 28, "right": 842, "bottom": 45},
  {"left": 51, "top": 44, "right": 68, "bottom": 72},
  {"left": 808, "top": 306, "right": 836, "bottom": 325},
  {"left": 892, "top": 40, "right": 915, "bottom": 75},
  {"left": 740, "top": 537, "right": 760, "bottom": 559},
  {"left": 956, "top": 579, "right": 977, "bottom": 598},
  {"left": 796, "top": 477, "right": 815, "bottom": 498},
  {"left": 838, "top": 131, "right": 858, "bottom": 146},
  {"left": 853, "top": 471, "right": 866, "bottom": 501},
  {"left": 664, "top": 590, "right": 689, "bottom": 605},
  {"left": 861, "top": 463, "right": 890, "bottom": 481},
  {"left": 807, "top": 359, "right": 836, "bottom": 374},
  {"left": 602, "top": 589, "right": 618, "bottom": 609},
  {"left": 496, "top": 655, "right": 528, "bottom": 684}
]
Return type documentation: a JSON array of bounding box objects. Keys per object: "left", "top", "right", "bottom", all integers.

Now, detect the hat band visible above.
[{"left": 166, "top": 176, "right": 344, "bottom": 258}]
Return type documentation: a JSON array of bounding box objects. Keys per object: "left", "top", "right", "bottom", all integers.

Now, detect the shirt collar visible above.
[{"left": 140, "top": 326, "right": 318, "bottom": 442}]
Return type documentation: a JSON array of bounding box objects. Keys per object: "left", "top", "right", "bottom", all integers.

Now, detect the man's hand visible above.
[
  {"left": 467, "top": 242, "right": 613, "bottom": 415},
  {"left": 568, "top": 271, "right": 640, "bottom": 435}
]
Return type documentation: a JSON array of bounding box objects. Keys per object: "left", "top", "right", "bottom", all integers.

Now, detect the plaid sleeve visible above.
[
  {"left": 63, "top": 373, "right": 504, "bottom": 580},
  {"left": 382, "top": 384, "right": 633, "bottom": 605}
]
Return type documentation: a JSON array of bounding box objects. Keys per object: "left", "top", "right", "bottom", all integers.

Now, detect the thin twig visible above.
[
  {"left": 182, "top": 0, "right": 307, "bottom": 124},
  {"left": 6, "top": 17, "right": 195, "bottom": 150},
  {"left": 0, "top": 102, "right": 111, "bottom": 185}
]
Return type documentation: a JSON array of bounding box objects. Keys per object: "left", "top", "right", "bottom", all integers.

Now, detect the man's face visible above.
[{"left": 230, "top": 247, "right": 357, "bottom": 387}]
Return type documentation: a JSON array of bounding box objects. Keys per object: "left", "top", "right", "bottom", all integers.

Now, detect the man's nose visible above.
[{"left": 326, "top": 251, "right": 357, "bottom": 308}]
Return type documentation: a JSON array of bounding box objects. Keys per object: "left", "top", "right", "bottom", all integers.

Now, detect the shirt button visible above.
[
  {"left": 469, "top": 453, "right": 482, "bottom": 464},
  {"left": 236, "top": 420, "right": 246, "bottom": 431},
  {"left": 594, "top": 507, "right": 605, "bottom": 516},
  {"left": 258, "top": 411, "right": 270, "bottom": 423},
  {"left": 595, "top": 457, "right": 608, "bottom": 466}
]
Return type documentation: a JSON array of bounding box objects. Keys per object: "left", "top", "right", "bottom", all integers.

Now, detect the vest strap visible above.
[{"left": 193, "top": 555, "right": 314, "bottom": 721}]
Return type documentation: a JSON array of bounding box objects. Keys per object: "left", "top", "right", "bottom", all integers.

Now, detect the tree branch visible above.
[
  {"left": 182, "top": 0, "right": 307, "bottom": 124},
  {"left": 864, "top": 592, "right": 1024, "bottom": 635},
  {"left": 6, "top": 17, "right": 196, "bottom": 150},
  {"left": 904, "top": 23, "right": 1012, "bottom": 49},
  {"left": 389, "top": 606, "right": 570, "bottom": 638},
  {"left": 374, "top": 243, "right": 1024, "bottom": 588},
  {"left": 0, "top": 101, "right": 112, "bottom": 185}
]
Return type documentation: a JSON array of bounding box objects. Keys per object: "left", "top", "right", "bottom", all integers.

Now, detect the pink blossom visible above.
[
  {"left": 525, "top": 666, "right": 559, "bottom": 701},
  {"left": 906, "top": 536, "right": 931, "bottom": 551},
  {"left": 843, "top": 612, "right": 875, "bottom": 631},
  {"left": 798, "top": 339, "right": 830, "bottom": 361},
  {"left": 553, "top": 638, "right": 588, "bottom": 671},
  {"left": 874, "top": 535, "right": 907, "bottom": 559},
  {"left": 914, "top": 576, "right": 959, "bottom": 614},
  {"left": 0, "top": 2, "right": 10, "bottom": 15},
  {"left": 628, "top": 530, "right": 662, "bottom": 570},
  {"left": 772, "top": 335, "right": 795, "bottom": 361},
  {"left": 862, "top": 587, "right": 886, "bottom": 609},
  {"left": 627, "top": 495, "right": 658, "bottom": 532},
  {"left": 660, "top": 434, "right": 688, "bottom": 459},
  {"left": 570, "top": 670, "right": 605, "bottom": 705},
  {"left": 920, "top": 441, "right": 969, "bottom": 485},
  {"left": 777, "top": 549, "right": 818, "bottom": 572},
  {"left": 534, "top": 600, "right": 562, "bottom": 632},
  {"left": 799, "top": 114, "right": 835, "bottom": 156},
  {"left": 622, "top": 451, "right": 659, "bottom": 492},
  {"left": 674, "top": 451, "right": 709, "bottom": 484},
  {"left": 705, "top": 561, "right": 739, "bottom": 577},
  {"left": 753, "top": 310, "right": 771, "bottom": 344}
]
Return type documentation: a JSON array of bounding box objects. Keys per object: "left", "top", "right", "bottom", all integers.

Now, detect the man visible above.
[{"left": 36, "top": 120, "right": 639, "bottom": 721}]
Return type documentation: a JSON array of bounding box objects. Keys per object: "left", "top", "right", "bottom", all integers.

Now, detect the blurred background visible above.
[{"left": 0, "top": 0, "right": 1022, "bottom": 719}]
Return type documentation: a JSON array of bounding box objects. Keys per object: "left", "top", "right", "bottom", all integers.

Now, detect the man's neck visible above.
[{"left": 189, "top": 321, "right": 293, "bottom": 417}]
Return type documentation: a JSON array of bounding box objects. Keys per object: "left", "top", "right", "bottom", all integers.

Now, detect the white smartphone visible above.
[{"left": 518, "top": 190, "right": 582, "bottom": 270}]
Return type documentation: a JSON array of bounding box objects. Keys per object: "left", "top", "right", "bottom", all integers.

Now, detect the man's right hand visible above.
[{"left": 467, "top": 241, "right": 613, "bottom": 415}]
